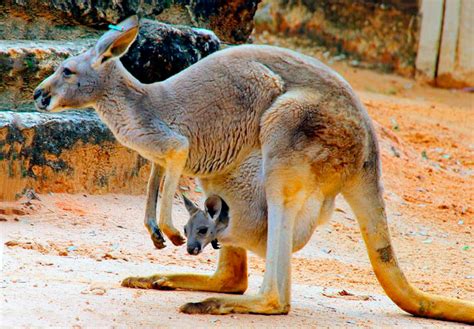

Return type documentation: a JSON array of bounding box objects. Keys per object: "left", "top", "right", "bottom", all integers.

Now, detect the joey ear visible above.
[
  {"left": 93, "top": 15, "right": 139, "bottom": 66},
  {"left": 182, "top": 194, "right": 199, "bottom": 215},
  {"left": 205, "top": 195, "right": 229, "bottom": 232},
  {"left": 205, "top": 195, "right": 222, "bottom": 219}
]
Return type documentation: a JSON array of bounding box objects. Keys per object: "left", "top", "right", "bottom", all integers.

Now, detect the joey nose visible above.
[
  {"left": 187, "top": 244, "right": 201, "bottom": 255},
  {"left": 33, "top": 89, "right": 42, "bottom": 100}
]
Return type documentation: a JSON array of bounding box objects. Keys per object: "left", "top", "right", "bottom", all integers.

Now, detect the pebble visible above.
[{"left": 349, "top": 60, "right": 360, "bottom": 67}]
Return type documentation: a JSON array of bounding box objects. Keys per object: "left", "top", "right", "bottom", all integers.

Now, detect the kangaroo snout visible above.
[
  {"left": 33, "top": 87, "right": 52, "bottom": 111},
  {"left": 187, "top": 242, "right": 202, "bottom": 255}
]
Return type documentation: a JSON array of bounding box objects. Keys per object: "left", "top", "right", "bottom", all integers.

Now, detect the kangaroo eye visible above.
[
  {"left": 183, "top": 226, "right": 187, "bottom": 235},
  {"left": 63, "top": 68, "right": 74, "bottom": 77},
  {"left": 198, "top": 228, "right": 208, "bottom": 235}
]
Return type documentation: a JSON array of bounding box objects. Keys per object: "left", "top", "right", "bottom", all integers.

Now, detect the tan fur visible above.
[{"left": 35, "top": 16, "right": 474, "bottom": 323}]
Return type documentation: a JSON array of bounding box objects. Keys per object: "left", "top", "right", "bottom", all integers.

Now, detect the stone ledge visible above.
[{"left": 0, "top": 110, "right": 150, "bottom": 200}]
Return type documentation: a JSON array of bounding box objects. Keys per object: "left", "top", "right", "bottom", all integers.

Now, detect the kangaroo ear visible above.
[
  {"left": 205, "top": 195, "right": 222, "bottom": 219},
  {"left": 182, "top": 194, "right": 199, "bottom": 215},
  {"left": 93, "top": 15, "right": 139, "bottom": 67},
  {"left": 205, "top": 195, "right": 229, "bottom": 232}
]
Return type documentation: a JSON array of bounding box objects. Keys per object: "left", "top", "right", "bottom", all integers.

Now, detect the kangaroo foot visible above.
[
  {"left": 122, "top": 275, "right": 159, "bottom": 289},
  {"left": 180, "top": 295, "right": 289, "bottom": 315},
  {"left": 151, "top": 278, "right": 176, "bottom": 290},
  {"left": 122, "top": 275, "right": 176, "bottom": 290}
]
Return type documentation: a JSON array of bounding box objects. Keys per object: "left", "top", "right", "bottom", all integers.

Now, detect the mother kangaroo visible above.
[{"left": 34, "top": 16, "right": 473, "bottom": 322}]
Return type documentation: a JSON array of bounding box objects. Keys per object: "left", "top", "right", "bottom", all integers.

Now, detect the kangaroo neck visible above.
[{"left": 93, "top": 59, "right": 155, "bottom": 128}]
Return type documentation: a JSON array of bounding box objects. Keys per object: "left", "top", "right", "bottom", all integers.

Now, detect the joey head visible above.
[{"left": 182, "top": 195, "right": 229, "bottom": 255}]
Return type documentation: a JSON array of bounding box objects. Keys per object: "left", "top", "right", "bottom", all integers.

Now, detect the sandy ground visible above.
[{"left": 1, "top": 36, "right": 474, "bottom": 328}]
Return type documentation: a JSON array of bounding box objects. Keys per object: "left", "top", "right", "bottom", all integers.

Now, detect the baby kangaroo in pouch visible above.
[{"left": 35, "top": 16, "right": 473, "bottom": 323}]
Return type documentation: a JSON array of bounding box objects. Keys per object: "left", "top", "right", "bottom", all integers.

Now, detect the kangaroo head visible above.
[
  {"left": 33, "top": 16, "right": 139, "bottom": 112},
  {"left": 182, "top": 194, "right": 229, "bottom": 255}
]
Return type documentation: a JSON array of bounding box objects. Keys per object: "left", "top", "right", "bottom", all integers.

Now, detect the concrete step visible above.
[{"left": 0, "top": 110, "right": 149, "bottom": 200}]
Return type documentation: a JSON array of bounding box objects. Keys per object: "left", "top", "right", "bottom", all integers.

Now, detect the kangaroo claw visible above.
[
  {"left": 151, "top": 229, "right": 166, "bottom": 249},
  {"left": 168, "top": 233, "right": 186, "bottom": 246},
  {"left": 211, "top": 239, "right": 221, "bottom": 249}
]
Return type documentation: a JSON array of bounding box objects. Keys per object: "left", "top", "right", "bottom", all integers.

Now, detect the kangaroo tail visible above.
[{"left": 342, "top": 146, "right": 474, "bottom": 323}]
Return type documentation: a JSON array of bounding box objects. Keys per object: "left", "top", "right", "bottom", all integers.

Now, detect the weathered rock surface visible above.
[
  {"left": 122, "top": 19, "right": 220, "bottom": 83},
  {"left": 256, "top": 0, "right": 419, "bottom": 76},
  {"left": 0, "top": 21, "right": 220, "bottom": 110},
  {"left": 1, "top": 0, "right": 260, "bottom": 43},
  {"left": 0, "top": 110, "right": 149, "bottom": 200}
]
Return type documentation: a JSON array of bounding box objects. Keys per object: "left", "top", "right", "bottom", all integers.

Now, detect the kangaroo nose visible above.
[
  {"left": 187, "top": 244, "right": 201, "bottom": 255},
  {"left": 41, "top": 94, "right": 51, "bottom": 107},
  {"left": 33, "top": 89, "right": 42, "bottom": 100}
]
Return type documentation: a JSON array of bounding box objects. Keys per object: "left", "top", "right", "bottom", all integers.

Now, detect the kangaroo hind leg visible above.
[
  {"left": 122, "top": 246, "right": 248, "bottom": 294},
  {"left": 181, "top": 166, "right": 307, "bottom": 314},
  {"left": 343, "top": 171, "right": 474, "bottom": 323},
  {"left": 181, "top": 93, "right": 321, "bottom": 314}
]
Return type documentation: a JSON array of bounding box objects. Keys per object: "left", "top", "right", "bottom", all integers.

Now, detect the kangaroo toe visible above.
[
  {"left": 151, "top": 230, "right": 166, "bottom": 249},
  {"left": 180, "top": 299, "right": 226, "bottom": 315},
  {"left": 152, "top": 278, "right": 175, "bottom": 290},
  {"left": 121, "top": 275, "right": 156, "bottom": 289}
]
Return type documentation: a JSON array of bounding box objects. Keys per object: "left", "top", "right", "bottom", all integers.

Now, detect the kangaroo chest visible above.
[{"left": 172, "top": 61, "right": 285, "bottom": 177}]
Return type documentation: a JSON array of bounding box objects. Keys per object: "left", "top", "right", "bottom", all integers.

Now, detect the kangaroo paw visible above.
[
  {"left": 151, "top": 229, "right": 166, "bottom": 249},
  {"left": 162, "top": 227, "right": 186, "bottom": 246},
  {"left": 169, "top": 233, "right": 186, "bottom": 246}
]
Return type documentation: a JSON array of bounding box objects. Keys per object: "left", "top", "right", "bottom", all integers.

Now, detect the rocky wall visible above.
[
  {"left": 1, "top": 0, "right": 260, "bottom": 44},
  {"left": 0, "top": 111, "right": 150, "bottom": 200},
  {"left": 256, "top": 0, "right": 420, "bottom": 76}
]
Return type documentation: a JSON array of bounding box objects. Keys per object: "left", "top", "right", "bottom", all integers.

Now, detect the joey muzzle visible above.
[{"left": 187, "top": 242, "right": 202, "bottom": 255}]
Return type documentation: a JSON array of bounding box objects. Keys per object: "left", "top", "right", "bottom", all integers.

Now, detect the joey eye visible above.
[
  {"left": 63, "top": 68, "right": 74, "bottom": 77},
  {"left": 183, "top": 226, "right": 187, "bottom": 235},
  {"left": 198, "top": 228, "right": 208, "bottom": 235}
]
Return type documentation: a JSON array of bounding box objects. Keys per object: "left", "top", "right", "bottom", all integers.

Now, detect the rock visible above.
[
  {"left": 0, "top": 110, "right": 148, "bottom": 200},
  {"left": 255, "top": 0, "right": 419, "bottom": 76},
  {"left": 121, "top": 19, "right": 220, "bottom": 83},
  {"left": 1, "top": 0, "right": 259, "bottom": 43},
  {"left": 81, "top": 284, "right": 107, "bottom": 296}
]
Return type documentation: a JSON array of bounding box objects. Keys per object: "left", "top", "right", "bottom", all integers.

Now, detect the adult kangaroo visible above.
[{"left": 34, "top": 16, "right": 473, "bottom": 322}]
